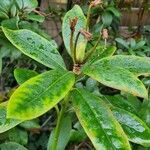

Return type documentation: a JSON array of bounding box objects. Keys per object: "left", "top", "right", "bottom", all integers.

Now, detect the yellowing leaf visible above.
[{"left": 7, "top": 70, "right": 75, "bottom": 120}]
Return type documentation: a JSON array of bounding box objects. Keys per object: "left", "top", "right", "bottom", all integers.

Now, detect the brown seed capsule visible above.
[
  {"left": 73, "top": 64, "right": 82, "bottom": 75},
  {"left": 102, "top": 29, "right": 108, "bottom": 39},
  {"left": 79, "top": 29, "right": 92, "bottom": 41},
  {"left": 70, "top": 17, "right": 78, "bottom": 32},
  {"left": 90, "top": 0, "right": 102, "bottom": 7}
]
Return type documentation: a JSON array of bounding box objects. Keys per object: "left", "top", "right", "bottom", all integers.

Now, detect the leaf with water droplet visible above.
[
  {"left": 7, "top": 69, "right": 75, "bottom": 120},
  {"left": 83, "top": 64, "right": 147, "bottom": 99},
  {"left": 2, "top": 27, "right": 66, "bottom": 70},
  {"left": 112, "top": 107, "right": 150, "bottom": 147},
  {"left": 87, "top": 55, "right": 150, "bottom": 76},
  {"left": 0, "top": 106, "right": 22, "bottom": 133},
  {"left": 71, "top": 88, "right": 131, "bottom": 150}
]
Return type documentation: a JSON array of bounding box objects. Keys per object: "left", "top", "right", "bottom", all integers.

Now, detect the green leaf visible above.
[
  {"left": 85, "top": 78, "right": 97, "bottom": 92},
  {"left": 14, "top": 68, "right": 38, "bottom": 85},
  {"left": 86, "top": 46, "right": 116, "bottom": 66},
  {"left": 15, "top": 0, "right": 38, "bottom": 13},
  {"left": 8, "top": 128, "right": 28, "bottom": 145},
  {"left": 83, "top": 63, "right": 147, "bottom": 98},
  {"left": 0, "top": 142, "right": 28, "bottom": 150},
  {"left": 107, "top": 7, "right": 121, "bottom": 18},
  {"left": 99, "top": 46, "right": 116, "bottom": 59},
  {"left": 0, "top": 11, "right": 9, "bottom": 19},
  {"left": 19, "top": 119, "right": 40, "bottom": 129},
  {"left": 27, "top": 14, "right": 45, "bottom": 23},
  {"left": 93, "top": 55, "right": 150, "bottom": 76},
  {"left": 7, "top": 69, "right": 75, "bottom": 120},
  {"left": 115, "top": 38, "right": 129, "bottom": 49},
  {"left": 62, "top": 5, "right": 87, "bottom": 60},
  {"left": 47, "top": 116, "right": 72, "bottom": 150},
  {"left": 70, "top": 122, "right": 87, "bottom": 142},
  {"left": 0, "top": 56, "right": 2, "bottom": 74},
  {"left": 105, "top": 95, "right": 139, "bottom": 114},
  {"left": 71, "top": 88, "right": 131, "bottom": 150},
  {"left": 140, "top": 99, "right": 150, "bottom": 127},
  {"left": 134, "top": 41, "right": 146, "bottom": 50},
  {"left": 0, "top": 0, "right": 13, "bottom": 14},
  {"left": 10, "top": 4, "right": 17, "bottom": 17},
  {"left": 1, "top": 17, "right": 19, "bottom": 30},
  {"left": 2, "top": 27, "right": 66, "bottom": 70},
  {"left": 112, "top": 107, "right": 150, "bottom": 147},
  {"left": 0, "top": 106, "right": 22, "bottom": 133},
  {"left": 102, "top": 11, "right": 113, "bottom": 26}
]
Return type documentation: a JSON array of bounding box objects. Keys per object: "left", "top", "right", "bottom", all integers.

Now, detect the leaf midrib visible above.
[
  {"left": 75, "top": 89, "right": 117, "bottom": 150},
  {"left": 3, "top": 28, "right": 65, "bottom": 70},
  {"left": 11, "top": 71, "right": 72, "bottom": 108}
]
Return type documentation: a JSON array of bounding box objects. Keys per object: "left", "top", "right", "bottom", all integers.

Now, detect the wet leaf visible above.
[
  {"left": 0, "top": 142, "right": 28, "bottom": 150},
  {"left": 62, "top": 5, "right": 87, "bottom": 61},
  {"left": 91, "top": 55, "right": 150, "bottom": 76},
  {"left": 47, "top": 116, "right": 72, "bottom": 150},
  {"left": 105, "top": 94, "right": 140, "bottom": 114},
  {"left": 7, "top": 69, "right": 75, "bottom": 120},
  {"left": 0, "top": 106, "right": 22, "bottom": 133},
  {"left": 2, "top": 27, "right": 66, "bottom": 70},
  {"left": 112, "top": 107, "right": 150, "bottom": 147},
  {"left": 83, "top": 64, "right": 147, "bottom": 98},
  {"left": 14, "top": 68, "right": 38, "bottom": 85},
  {"left": 71, "top": 88, "right": 131, "bottom": 150},
  {"left": 15, "top": 0, "right": 38, "bottom": 13}
]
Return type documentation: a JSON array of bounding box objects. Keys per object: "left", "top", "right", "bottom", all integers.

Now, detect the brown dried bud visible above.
[
  {"left": 70, "top": 17, "right": 78, "bottom": 32},
  {"left": 73, "top": 64, "right": 82, "bottom": 75},
  {"left": 80, "top": 29, "right": 92, "bottom": 41},
  {"left": 102, "top": 29, "right": 108, "bottom": 39},
  {"left": 90, "top": 0, "right": 102, "bottom": 7}
]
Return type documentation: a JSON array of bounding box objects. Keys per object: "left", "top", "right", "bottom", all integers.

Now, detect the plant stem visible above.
[
  {"left": 86, "top": 5, "right": 92, "bottom": 31},
  {"left": 84, "top": 35, "right": 101, "bottom": 63},
  {"left": 51, "top": 97, "right": 68, "bottom": 150},
  {"left": 70, "top": 30, "right": 75, "bottom": 63},
  {"left": 74, "top": 31, "right": 81, "bottom": 63}
]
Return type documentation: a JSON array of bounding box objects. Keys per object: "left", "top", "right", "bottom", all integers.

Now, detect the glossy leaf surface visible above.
[
  {"left": 100, "top": 46, "right": 116, "bottom": 59},
  {"left": 7, "top": 70, "right": 75, "bottom": 120},
  {"left": 2, "top": 27, "right": 66, "bottom": 70},
  {"left": 83, "top": 64, "right": 147, "bottom": 98},
  {"left": 14, "top": 68, "right": 38, "bottom": 85},
  {"left": 140, "top": 99, "right": 150, "bottom": 128},
  {"left": 0, "top": 106, "right": 22, "bottom": 133},
  {"left": 71, "top": 88, "right": 131, "bottom": 150},
  {"left": 15, "top": 0, "right": 38, "bottom": 13},
  {"left": 0, "top": 142, "right": 28, "bottom": 150},
  {"left": 87, "top": 46, "right": 116, "bottom": 65},
  {"left": 0, "top": 0, "right": 13, "bottom": 14},
  {"left": 91, "top": 55, "right": 150, "bottom": 76},
  {"left": 47, "top": 116, "right": 71, "bottom": 150},
  {"left": 112, "top": 107, "right": 150, "bottom": 147},
  {"left": 106, "top": 95, "right": 140, "bottom": 114},
  {"left": 62, "top": 5, "right": 87, "bottom": 58}
]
